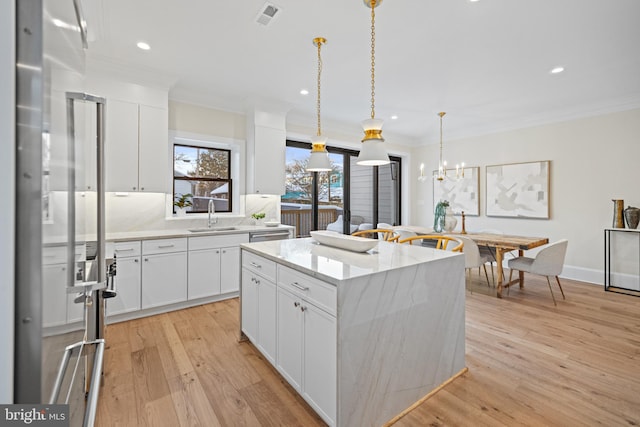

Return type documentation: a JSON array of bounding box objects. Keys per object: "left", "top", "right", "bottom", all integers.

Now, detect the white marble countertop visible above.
[
  {"left": 241, "top": 237, "right": 462, "bottom": 285},
  {"left": 44, "top": 224, "right": 294, "bottom": 246}
]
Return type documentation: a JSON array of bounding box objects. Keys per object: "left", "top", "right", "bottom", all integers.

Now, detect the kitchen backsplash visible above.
[{"left": 43, "top": 191, "right": 281, "bottom": 239}]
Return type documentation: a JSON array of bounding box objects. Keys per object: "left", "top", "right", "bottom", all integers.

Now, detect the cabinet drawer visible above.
[
  {"left": 142, "top": 238, "right": 187, "bottom": 255},
  {"left": 189, "top": 233, "right": 249, "bottom": 251},
  {"left": 277, "top": 265, "right": 336, "bottom": 315},
  {"left": 43, "top": 244, "right": 86, "bottom": 265},
  {"left": 111, "top": 241, "right": 141, "bottom": 258},
  {"left": 242, "top": 250, "right": 276, "bottom": 282}
]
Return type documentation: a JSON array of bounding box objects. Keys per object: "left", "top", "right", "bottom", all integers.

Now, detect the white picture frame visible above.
[{"left": 486, "top": 160, "right": 550, "bottom": 218}]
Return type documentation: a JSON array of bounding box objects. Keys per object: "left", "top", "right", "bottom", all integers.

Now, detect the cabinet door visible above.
[
  {"left": 220, "top": 246, "right": 241, "bottom": 294},
  {"left": 66, "top": 292, "right": 85, "bottom": 324},
  {"left": 303, "top": 304, "right": 337, "bottom": 424},
  {"left": 257, "top": 279, "right": 277, "bottom": 364},
  {"left": 241, "top": 268, "right": 258, "bottom": 342},
  {"left": 188, "top": 248, "right": 221, "bottom": 299},
  {"left": 138, "top": 105, "right": 168, "bottom": 192},
  {"left": 43, "top": 264, "right": 67, "bottom": 327},
  {"left": 107, "top": 256, "right": 142, "bottom": 316},
  {"left": 105, "top": 99, "right": 139, "bottom": 191},
  {"left": 252, "top": 125, "right": 285, "bottom": 195},
  {"left": 141, "top": 252, "right": 187, "bottom": 309},
  {"left": 276, "top": 287, "right": 303, "bottom": 391}
]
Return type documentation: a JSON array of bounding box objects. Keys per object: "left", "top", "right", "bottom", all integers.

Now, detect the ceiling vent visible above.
[{"left": 255, "top": 2, "right": 281, "bottom": 26}]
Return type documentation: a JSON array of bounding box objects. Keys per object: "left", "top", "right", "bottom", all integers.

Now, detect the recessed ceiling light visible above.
[
  {"left": 137, "top": 41, "right": 151, "bottom": 51},
  {"left": 300, "top": 89, "right": 309, "bottom": 95},
  {"left": 469, "top": 0, "right": 480, "bottom": 2},
  {"left": 391, "top": 115, "right": 398, "bottom": 120},
  {"left": 550, "top": 66, "right": 564, "bottom": 74}
]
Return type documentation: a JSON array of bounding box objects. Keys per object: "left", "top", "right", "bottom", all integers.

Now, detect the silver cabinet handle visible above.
[
  {"left": 158, "top": 244, "right": 174, "bottom": 248},
  {"left": 216, "top": 250, "right": 220, "bottom": 254},
  {"left": 115, "top": 248, "right": 134, "bottom": 252},
  {"left": 300, "top": 305, "right": 307, "bottom": 312},
  {"left": 294, "top": 301, "right": 300, "bottom": 307},
  {"left": 290, "top": 282, "right": 309, "bottom": 291},
  {"left": 134, "top": 259, "right": 139, "bottom": 263},
  {"left": 144, "top": 258, "right": 149, "bottom": 262},
  {"left": 133, "top": 186, "right": 136, "bottom": 190},
  {"left": 250, "top": 262, "right": 262, "bottom": 269}
]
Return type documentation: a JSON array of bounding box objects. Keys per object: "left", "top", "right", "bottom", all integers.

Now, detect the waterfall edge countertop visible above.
[{"left": 241, "top": 236, "right": 461, "bottom": 285}]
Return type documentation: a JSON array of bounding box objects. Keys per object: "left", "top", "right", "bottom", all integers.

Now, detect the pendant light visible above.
[
  {"left": 433, "top": 112, "right": 465, "bottom": 181},
  {"left": 356, "top": 0, "right": 390, "bottom": 166},
  {"left": 306, "top": 37, "right": 332, "bottom": 172}
]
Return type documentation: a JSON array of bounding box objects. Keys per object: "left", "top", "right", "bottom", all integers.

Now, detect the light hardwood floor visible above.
[{"left": 96, "top": 273, "right": 640, "bottom": 426}]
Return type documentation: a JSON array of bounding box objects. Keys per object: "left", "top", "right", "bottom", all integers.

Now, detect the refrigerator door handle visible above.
[{"left": 72, "top": 0, "right": 88, "bottom": 49}]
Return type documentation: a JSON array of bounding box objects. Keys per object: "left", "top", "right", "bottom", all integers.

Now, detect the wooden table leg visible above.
[{"left": 496, "top": 248, "right": 505, "bottom": 298}]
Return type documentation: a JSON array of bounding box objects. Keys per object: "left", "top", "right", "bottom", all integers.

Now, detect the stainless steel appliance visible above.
[
  {"left": 14, "top": 1, "right": 114, "bottom": 425},
  {"left": 249, "top": 230, "right": 291, "bottom": 243}
]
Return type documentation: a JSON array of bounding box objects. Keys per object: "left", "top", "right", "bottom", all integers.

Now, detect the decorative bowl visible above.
[{"left": 310, "top": 230, "right": 378, "bottom": 253}]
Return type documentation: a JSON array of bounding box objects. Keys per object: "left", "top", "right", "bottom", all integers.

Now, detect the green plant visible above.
[
  {"left": 174, "top": 193, "right": 193, "bottom": 208},
  {"left": 251, "top": 212, "right": 266, "bottom": 220}
]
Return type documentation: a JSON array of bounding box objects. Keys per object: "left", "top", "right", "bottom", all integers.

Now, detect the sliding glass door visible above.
[{"left": 282, "top": 141, "right": 401, "bottom": 237}]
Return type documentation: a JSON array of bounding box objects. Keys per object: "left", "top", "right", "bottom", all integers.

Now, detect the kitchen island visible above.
[{"left": 240, "top": 237, "right": 466, "bottom": 427}]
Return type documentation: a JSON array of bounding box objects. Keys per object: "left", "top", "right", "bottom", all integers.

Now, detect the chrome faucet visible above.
[{"left": 208, "top": 199, "right": 218, "bottom": 227}]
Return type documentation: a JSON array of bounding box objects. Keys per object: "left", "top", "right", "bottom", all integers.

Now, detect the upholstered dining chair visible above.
[
  {"left": 398, "top": 235, "right": 464, "bottom": 252},
  {"left": 507, "top": 239, "right": 568, "bottom": 305},
  {"left": 457, "top": 236, "right": 493, "bottom": 287},
  {"left": 351, "top": 229, "right": 399, "bottom": 242}
]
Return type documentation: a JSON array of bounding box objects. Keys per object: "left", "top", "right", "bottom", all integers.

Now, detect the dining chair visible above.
[
  {"left": 398, "top": 235, "right": 464, "bottom": 252},
  {"left": 506, "top": 239, "right": 568, "bottom": 305},
  {"left": 458, "top": 236, "right": 493, "bottom": 287},
  {"left": 351, "top": 229, "right": 399, "bottom": 242}
]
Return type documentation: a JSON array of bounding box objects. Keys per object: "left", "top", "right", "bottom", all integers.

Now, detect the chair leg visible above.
[
  {"left": 482, "top": 264, "right": 490, "bottom": 287},
  {"left": 507, "top": 268, "right": 514, "bottom": 295},
  {"left": 555, "top": 276, "right": 566, "bottom": 300},
  {"left": 545, "top": 276, "right": 557, "bottom": 306},
  {"left": 489, "top": 263, "right": 495, "bottom": 286}
]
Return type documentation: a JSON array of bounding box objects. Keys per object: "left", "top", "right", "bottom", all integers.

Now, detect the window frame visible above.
[{"left": 173, "top": 142, "right": 233, "bottom": 214}]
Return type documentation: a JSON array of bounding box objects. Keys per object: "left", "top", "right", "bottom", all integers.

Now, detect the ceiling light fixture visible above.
[
  {"left": 306, "top": 37, "right": 332, "bottom": 172},
  {"left": 300, "top": 89, "right": 309, "bottom": 95},
  {"left": 137, "top": 41, "right": 151, "bottom": 51},
  {"left": 391, "top": 115, "right": 398, "bottom": 120},
  {"left": 550, "top": 66, "right": 564, "bottom": 74},
  {"left": 433, "top": 112, "right": 464, "bottom": 181},
  {"left": 356, "top": 0, "right": 390, "bottom": 166}
]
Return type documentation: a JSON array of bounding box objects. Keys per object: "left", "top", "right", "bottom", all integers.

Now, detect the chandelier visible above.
[
  {"left": 356, "top": 0, "right": 390, "bottom": 166},
  {"left": 306, "top": 37, "right": 332, "bottom": 172},
  {"left": 433, "top": 112, "right": 464, "bottom": 181}
]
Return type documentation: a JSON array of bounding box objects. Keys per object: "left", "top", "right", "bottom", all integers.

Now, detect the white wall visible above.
[
  {"left": 0, "top": 0, "right": 15, "bottom": 402},
  {"left": 411, "top": 108, "right": 640, "bottom": 284}
]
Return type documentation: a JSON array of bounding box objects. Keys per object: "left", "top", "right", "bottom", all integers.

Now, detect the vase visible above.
[
  {"left": 624, "top": 206, "right": 640, "bottom": 229},
  {"left": 443, "top": 207, "right": 458, "bottom": 232},
  {"left": 612, "top": 199, "right": 625, "bottom": 228},
  {"left": 176, "top": 207, "right": 187, "bottom": 217}
]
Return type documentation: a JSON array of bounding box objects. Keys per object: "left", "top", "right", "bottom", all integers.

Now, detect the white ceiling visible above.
[{"left": 82, "top": 0, "right": 640, "bottom": 145}]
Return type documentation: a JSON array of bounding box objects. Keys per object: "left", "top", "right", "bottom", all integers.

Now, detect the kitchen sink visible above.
[{"left": 188, "top": 227, "right": 236, "bottom": 233}]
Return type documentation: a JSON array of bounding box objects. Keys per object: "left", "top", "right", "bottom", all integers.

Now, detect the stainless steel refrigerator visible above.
[{"left": 14, "top": 0, "right": 114, "bottom": 425}]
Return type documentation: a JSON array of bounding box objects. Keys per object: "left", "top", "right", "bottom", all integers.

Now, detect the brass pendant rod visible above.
[{"left": 370, "top": 0, "right": 376, "bottom": 119}]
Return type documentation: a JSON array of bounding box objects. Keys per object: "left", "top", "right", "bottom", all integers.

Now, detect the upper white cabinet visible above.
[
  {"left": 105, "top": 101, "right": 168, "bottom": 192},
  {"left": 86, "top": 76, "right": 169, "bottom": 193},
  {"left": 246, "top": 108, "right": 286, "bottom": 195}
]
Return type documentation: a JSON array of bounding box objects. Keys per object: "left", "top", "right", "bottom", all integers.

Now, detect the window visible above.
[
  {"left": 173, "top": 143, "right": 232, "bottom": 213},
  {"left": 281, "top": 140, "right": 401, "bottom": 237}
]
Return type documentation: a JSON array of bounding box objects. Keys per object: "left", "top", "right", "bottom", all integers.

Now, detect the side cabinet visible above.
[
  {"left": 106, "top": 240, "right": 142, "bottom": 316},
  {"left": 241, "top": 251, "right": 277, "bottom": 364}
]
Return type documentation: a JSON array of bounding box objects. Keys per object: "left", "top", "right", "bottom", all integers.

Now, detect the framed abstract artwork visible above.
[
  {"left": 433, "top": 166, "right": 480, "bottom": 216},
  {"left": 486, "top": 160, "right": 550, "bottom": 218}
]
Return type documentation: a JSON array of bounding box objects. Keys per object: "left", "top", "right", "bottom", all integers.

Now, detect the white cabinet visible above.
[
  {"left": 188, "top": 234, "right": 248, "bottom": 299},
  {"left": 275, "top": 265, "right": 337, "bottom": 426},
  {"left": 241, "top": 252, "right": 277, "bottom": 364},
  {"left": 141, "top": 238, "right": 187, "bottom": 309},
  {"left": 104, "top": 101, "right": 168, "bottom": 192},
  {"left": 106, "top": 241, "right": 142, "bottom": 317},
  {"left": 246, "top": 109, "right": 286, "bottom": 195},
  {"left": 42, "top": 264, "right": 68, "bottom": 327}
]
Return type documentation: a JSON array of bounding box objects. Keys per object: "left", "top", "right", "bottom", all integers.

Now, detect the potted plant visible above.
[
  {"left": 251, "top": 212, "right": 266, "bottom": 225},
  {"left": 174, "top": 193, "right": 193, "bottom": 217}
]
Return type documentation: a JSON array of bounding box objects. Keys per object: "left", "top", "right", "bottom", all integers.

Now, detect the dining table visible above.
[{"left": 391, "top": 226, "right": 549, "bottom": 298}]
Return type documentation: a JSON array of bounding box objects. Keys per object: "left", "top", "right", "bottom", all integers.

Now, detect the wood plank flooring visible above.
[{"left": 96, "top": 273, "right": 640, "bottom": 426}]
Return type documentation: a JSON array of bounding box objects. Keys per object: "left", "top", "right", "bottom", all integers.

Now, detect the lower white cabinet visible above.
[
  {"left": 220, "top": 246, "right": 241, "bottom": 294},
  {"left": 276, "top": 286, "right": 336, "bottom": 425},
  {"left": 142, "top": 252, "right": 187, "bottom": 309},
  {"left": 108, "top": 256, "right": 141, "bottom": 316},
  {"left": 188, "top": 248, "right": 222, "bottom": 299},
  {"left": 241, "top": 267, "right": 277, "bottom": 364},
  {"left": 141, "top": 239, "right": 188, "bottom": 309},
  {"left": 42, "top": 264, "right": 68, "bottom": 327}
]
